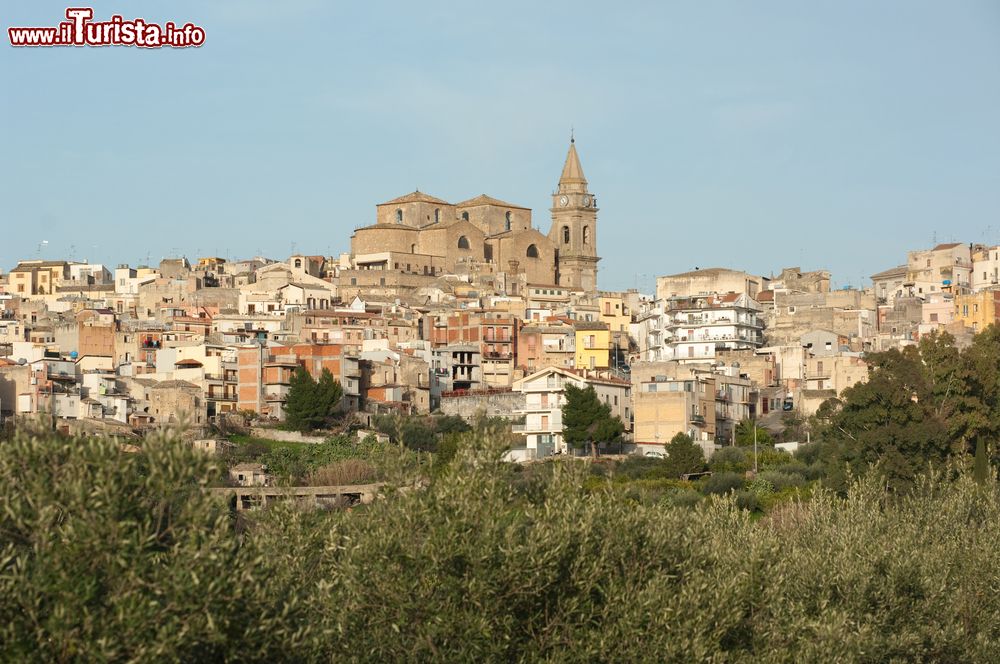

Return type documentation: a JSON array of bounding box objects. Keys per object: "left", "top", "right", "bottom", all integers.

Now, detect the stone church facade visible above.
[{"left": 346, "top": 140, "right": 601, "bottom": 296}]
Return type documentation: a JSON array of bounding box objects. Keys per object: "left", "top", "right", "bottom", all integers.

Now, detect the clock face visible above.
[
  {"left": 559, "top": 195, "right": 569, "bottom": 207},
  {"left": 581, "top": 195, "right": 590, "bottom": 207}
]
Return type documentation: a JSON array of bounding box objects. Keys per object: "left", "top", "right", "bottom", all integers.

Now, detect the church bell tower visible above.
[{"left": 549, "top": 137, "right": 600, "bottom": 293}]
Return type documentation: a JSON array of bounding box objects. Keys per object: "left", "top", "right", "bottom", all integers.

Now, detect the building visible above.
[
  {"left": 511, "top": 366, "right": 630, "bottom": 459},
  {"left": 954, "top": 290, "right": 1000, "bottom": 333},
  {"left": 905, "top": 243, "right": 973, "bottom": 298},
  {"left": 635, "top": 293, "right": 764, "bottom": 363},
  {"left": 656, "top": 268, "right": 766, "bottom": 301},
  {"left": 574, "top": 321, "right": 611, "bottom": 370},
  {"left": 871, "top": 265, "right": 908, "bottom": 305},
  {"left": 343, "top": 139, "right": 601, "bottom": 298}
]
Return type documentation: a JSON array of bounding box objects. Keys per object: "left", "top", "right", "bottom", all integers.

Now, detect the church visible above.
[{"left": 346, "top": 139, "right": 601, "bottom": 296}]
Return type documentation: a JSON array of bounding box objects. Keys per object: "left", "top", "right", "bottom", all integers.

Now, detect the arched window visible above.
[
  {"left": 294, "top": 258, "right": 302, "bottom": 268},
  {"left": 562, "top": 226, "right": 570, "bottom": 244},
  {"left": 457, "top": 236, "right": 470, "bottom": 250},
  {"left": 396, "top": 209, "right": 403, "bottom": 223},
  {"left": 526, "top": 244, "right": 539, "bottom": 258},
  {"left": 505, "top": 211, "right": 512, "bottom": 231},
  {"left": 583, "top": 226, "right": 591, "bottom": 245},
  {"left": 434, "top": 208, "right": 440, "bottom": 223},
  {"left": 461, "top": 211, "right": 469, "bottom": 221},
  {"left": 411, "top": 243, "right": 416, "bottom": 254}
]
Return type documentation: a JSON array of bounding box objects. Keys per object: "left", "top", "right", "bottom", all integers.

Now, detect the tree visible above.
[
  {"left": 285, "top": 367, "right": 342, "bottom": 431},
  {"left": 663, "top": 432, "right": 706, "bottom": 478},
  {"left": 562, "top": 383, "right": 625, "bottom": 457},
  {"left": 735, "top": 420, "right": 773, "bottom": 447},
  {"left": 316, "top": 368, "right": 344, "bottom": 422}
]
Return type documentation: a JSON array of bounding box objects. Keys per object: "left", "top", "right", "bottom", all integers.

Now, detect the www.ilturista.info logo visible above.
[{"left": 8, "top": 8, "right": 205, "bottom": 48}]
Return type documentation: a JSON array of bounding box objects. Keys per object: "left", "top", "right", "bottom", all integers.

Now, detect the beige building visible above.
[
  {"left": 345, "top": 140, "right": 601, "bottom": 297},
  {"left": 905, "top": 243, "right": 972, "bottom": 297},
  {"left": 656, "top": 268, "right": 766, "bottom": 301}
]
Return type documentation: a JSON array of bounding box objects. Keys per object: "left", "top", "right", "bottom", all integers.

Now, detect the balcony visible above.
[{"left": 691, "top": 414, "right": 706, "bottom": 426}]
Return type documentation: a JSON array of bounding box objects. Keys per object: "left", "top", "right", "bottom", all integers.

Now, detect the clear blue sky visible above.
[{"left": 2, "top": 1, "right": 998, "bottom": 292}]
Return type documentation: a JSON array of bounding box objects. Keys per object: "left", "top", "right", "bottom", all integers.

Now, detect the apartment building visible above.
[{"left": 511, "top": 366, "right": 630, "bottom": 459}]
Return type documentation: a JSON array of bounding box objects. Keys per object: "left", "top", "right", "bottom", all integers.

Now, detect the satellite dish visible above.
[
  {"left": 70, "top": 351, "right": 79, "bottom": 359},
  {"left": 17, "top": 358, "right": 27, "bottom": 365}
]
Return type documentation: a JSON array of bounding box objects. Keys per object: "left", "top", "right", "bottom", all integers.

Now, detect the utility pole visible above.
[{"left": 753, "top": 419, "right": 759, "bottom": 474}]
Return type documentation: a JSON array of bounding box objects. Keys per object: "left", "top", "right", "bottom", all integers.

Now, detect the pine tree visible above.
[
  {"left": 284, "top": 367, "right": 319, "bottom": 431},
  {"left": 562, "top": 383, "right": 625, "bottom": 457},
  {"left": 316, "top": 368, "right": 343, "bottom": 423},
  {"left": 663, "top": 432, "right": 706, "bottom": 478}
]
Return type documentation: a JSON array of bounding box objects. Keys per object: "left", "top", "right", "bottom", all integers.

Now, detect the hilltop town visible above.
[{"left": 0, "top": 140, "right": 994, "bottom": 461}]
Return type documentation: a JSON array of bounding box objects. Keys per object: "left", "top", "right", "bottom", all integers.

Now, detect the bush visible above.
[
  {"left": 614, "top": 456, "right": 673, "bottom": 481},
  {"left": 701, "top": 471, "right": 745, "bottom": 495},
  {"left": 734, "top": 489, "right": 761, "bottom": 512},
  {"left": 305, "top": 459, "right": 377, "bottom": 486},
  {"left": 5, "top": 429, "right": 1000, "bottom": 661},
  {"left": 758, "top": 470, "right": 807, "bottom": 492},
  {"left": 794, "top": 442, "right": 823, "bottom": 465},
  {"left": 709, "top": 446, "right": 749, "bottom": 473}
]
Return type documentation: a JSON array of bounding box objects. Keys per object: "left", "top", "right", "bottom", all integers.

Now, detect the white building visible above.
[
  {"left": 634, "top": 293, "right": 764, "bottom": 364},
  {"left": 510, "top": 366, "right": 630, "bottom": 460}
]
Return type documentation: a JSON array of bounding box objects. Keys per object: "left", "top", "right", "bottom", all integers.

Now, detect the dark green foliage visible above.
[
  {"left": 561, "top": 383, "right": 625, "bottom": 455},
  {"left": 223, "top": 434, "right": 399, "bottom": 483},
  {"left": 816, "top": 330, "right": 994, "bottom": 492},
  {"left": 702, "top": 471, "right": 746, "bottom": 495},
  {"left": 975, "top": 438, "right": 989, "bottom": 485},
  {"left": 735, "top": 419, "right": 774, "bottom": 447},
  {"left": 663, "top": 432, "right": 707, "bottom": 478},
  {"left": 6, "top": 429, "right": 1000, "bottom": 661},
  {"left": 710, "top": 446, "right": 750, "bottom": 473},
  {"left": 435, "top": 414, "right": 472, "bottom": 435},
  {"left": 400, "top": 418, "right": 437, "bottom": 452},
  {"left": 284, "top": 367, "right": 342, "bottom": 431},
  {"left": 757, "top": 470, "right": 806, "bottom": 492},
  {"left": 613, "top": 456, "right": 674, "bottom": 481},
  {"left": 793, "top": 442, "right": 823, "bottom": 465}
]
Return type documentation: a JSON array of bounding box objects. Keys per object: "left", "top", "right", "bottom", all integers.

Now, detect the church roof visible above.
[
  {"left": 559, "top": 141, "right": 587, "bottom": 186},
  {"left": 454, "top": 194, "right": 530, "bottom": 210},
  {"left": 378, "top": 190, "right": 451, "bottom": 206}
]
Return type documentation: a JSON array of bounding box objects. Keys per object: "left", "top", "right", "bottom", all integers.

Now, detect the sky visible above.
[{"left": 2, "top": 0, "right": 999, "bottom": 292}]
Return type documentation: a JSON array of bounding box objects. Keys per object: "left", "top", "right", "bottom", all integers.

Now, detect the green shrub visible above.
[
  {"left": 758, "top": 470, "right": 806, "bottom": 492},
  {"left": 734, "top": 489, "right": 761, "bottom": 512},
  {"left": 702, "top": 471, "right": 746, "bottom": 495},
  {"left": 4, "top": 428, "right": 1000, "bottom": 661},
  {"left": 709, "top": 446, "right": 749, "bottom": 473}
]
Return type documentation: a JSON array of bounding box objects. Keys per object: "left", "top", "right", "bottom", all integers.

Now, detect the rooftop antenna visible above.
[
  {"left": 36, "top": 239, "right": 48, "bottom": 256},
  {"left": 570, "top": 126, "right": 575, "bottom": 143}
]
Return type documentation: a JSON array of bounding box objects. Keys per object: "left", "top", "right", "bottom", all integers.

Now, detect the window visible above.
[
  {"left": 461, "top": 211, "right": 469, "bottom": 221},
  {"left": 294, "top": 258, "right": 302, "bottom": 268},
  {"left": 411, "top": 244, "right": 416, "bottom": 254},
  {"left": 562, "top": 226, "right": 570, "bottom": 244},
  {"left": 457, "top": 236, "right": 470, "bottom": 250},
  {"left": 396, "top": 209, "right": 403, "bottom": 223},
  {"left": 526, "top": 244, "right": 539, "bottom": 258},
  {"left": 583, "top": 226, "right": 591, "bottom": 244},
  {"left": 505, "top": 211, "right": 512, "bottom": 231},
  {"left": 930, "top": 313, "right": 938, "bottom": 322},
  {"left": 434, "top": 208, "right": 440, "bottom": 223},
  {"left": 817, "top": 361, "right": 824, "bottom": 374}
]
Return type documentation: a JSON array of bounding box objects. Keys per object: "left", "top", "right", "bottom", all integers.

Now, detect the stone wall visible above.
[
  {"left": 250, "top": 426, "right": 328, "bottom": 444},
  {"left": 440, "top": 390, "right": 524, "bottom": 420}
]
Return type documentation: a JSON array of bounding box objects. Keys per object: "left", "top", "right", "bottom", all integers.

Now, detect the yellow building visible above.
[
  {"left": 954, "top": 291, "right": 1000, "bottom": 333},
  {"left": 574, "top": 321, "right": 611, "bottom": 370},
  {"left": 598, "top": 293, "right": 631, "bottom": 334}
]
